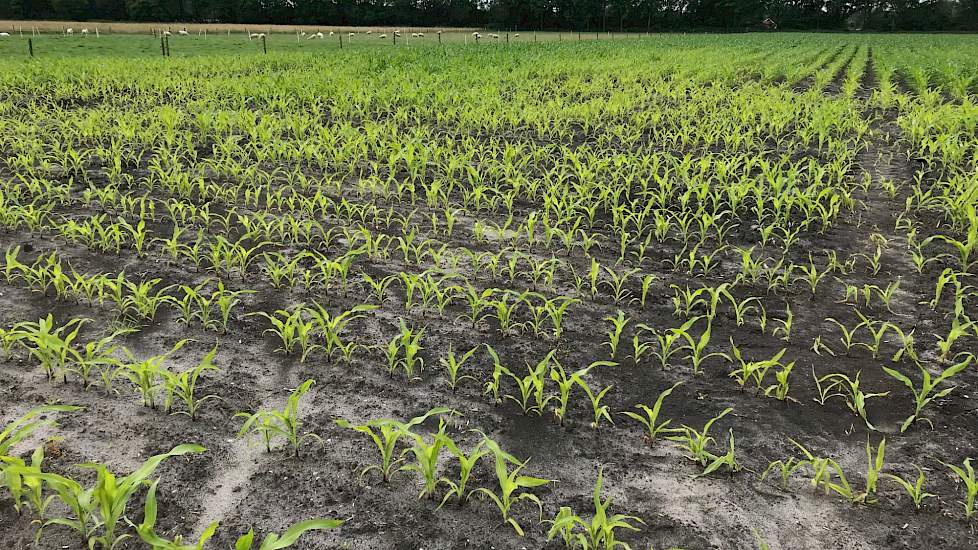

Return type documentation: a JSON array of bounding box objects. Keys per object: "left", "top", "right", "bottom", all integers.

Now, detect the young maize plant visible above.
[
  {"left": 483, "top": 344, "right": 511, "bottom": 405},
  {"left": 852, "top": 311, "right": 890, "bottom": 360},
  {"left": 882, "top": 354, "right": 973, "bottom": 432},
  {"left": 815, "top": 371, "right": 889, "bottom": 430},
  {"left": 546, "top": 467, "right": 644, "bottom": 550},
  {"left": 160, "top": 346, "right": 221, "bottom": 420},
  {"left": 235, "top": 379, "right": 323, "bottom": 457},
  {"left": 641, "top": 316, "right": 700, "bottom": 371},
  {"left": 668, "top": 407, "right": 733, "bottom": 468},
  {"left": 695, "top": 429, "right": 742, "bottom": 478},
  {"left": 361, "top": 273, "right": 397, "bottom": 304},
  {"left": 857, "top": 438, "right": 886, "bottom": 505},
  {"left": 69, "top": 328, "right": 133, "bottom": 391},
  {"left": 788, "top": 438, "right": 862, "bottom": 502},
  {"left": 575, "top": 374, "right": 616, "bottom": 429},
  {"left": 620, "top": 382, "right": 682, "bottom": 446},
  {"left": 307, "top": 303, "right": 378, "bottom": 358},
  {"left": 119, "top": 278, "right": 173, "bottom": 323},
  {"left": 941, "top": 458, "right": 978, "bottom": 518},
  {"left": 504, "top": 350, "right": 557, "bottom": 415},
  {"left": 490, "top": 291, "right": 527, "bottom": 336},
  {"left": 6, "top": 443, "right": 56, "bottom": 528},
  {"left": 438, "top": 438, "right": 490, "bottom": 509},
  {"left": 602, "top": 311, "right": 629, "bottom": 360},
  {"left": 682, "top": 321, "right": 728, "bottom": 375},
  {"left": 0, "top": 405, "right": 81, "bottom": 514},
  {"left": 386, "top": 319, "right": 426, "bottom": 381},
  {"left": 724, "top": 293, "right": 761, "bottom": 328},
  {"left": 208, "top": 281, "right": 255, "bottom": 334},
  {"left": 470, "top": 436, "right": 551, "bottom": 537},
  {"left": 335, "top": 407, "right": 451, "bottom": 483},
  {"left": 728, "top": 340, "right": 787, "bottom": 393},
  {"left": 138, "top": 478, "right": 343, "bottom": 550},
  {"left": 935, "top": 307, "right": 976, "bottom": 363},
  {"left": 249, "top": 307, "right": 319, "bottom": 362},
  {"left": 669, "top": 285, "right": 707, "bottom": 318},
  {"left": 762, "top": 360, "right": 796, "bottom": 402},
  {"left": 121, "top": 339, "right": 189, "bottom": 409},
  {"left": 439, "top": 344, "right": 480, "bottom": 392},
  {"left": 761, "top": 457, "right": 808, "bottom": 491},
  {"left": 20, "top": 444, "right": 205, "bottom": 550},
  {"left": 794, "top": 257, "right": 830, "bottom": 298},
  {"left": 824, "top": 316, "right": 868, "bottom": 356},
  {"left": 400, "top": 418, "right": 452, "bottom": 500},
  {"left": 167, "top": 281, "right": 210, "bottom": 326},
  {"left": 884, "top": 466, "right": 935, "bottom": 510},
  {"left": 15, "top": 315, "right": 88, "bottom": 383}
]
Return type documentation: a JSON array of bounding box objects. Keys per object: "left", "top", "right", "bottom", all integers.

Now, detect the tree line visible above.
[{"left": 2, "top": 0, "right": 976, "bottom": 31}]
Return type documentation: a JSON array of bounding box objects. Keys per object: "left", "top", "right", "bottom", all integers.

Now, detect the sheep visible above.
[
  {"left": 66, "top": 28, "right": 73, "bottom": 35},
  {"left": 348, "top": 32, "right": 355, "bottom": 37},
  {"left": 316, "top": 32, "right": 324, "bottom": 38},
  {"left": 162, "top": 30, "right": 172, "bottom": 36},
  {"left": 81, "top": 28, "right": 89, "bottom": 35},
  {"left": 178, "top": 28, "right": 189, "bottom": 36},
  {"left": 306, "top": 33, "right": 316, "bottom": 40},
  {"left": 418, "top": 32, "right": 425, "bottom": 37},
  {"left": 490, "top": 33, "right": 500, "bottom": 39},
  {"left": 329, "top": 31, "right": 334, "bottom": 36},
  {"left": 366, "top": 30, "right": 372, "bottom": 34},
  {"left": 379, "top": 34, "right": 387, "bottom": 39},
  {"left": 249, "top": 32, "right": 261, "bottom": 39},
  {"left": 411, "top": 33, "right": 418, "bottom": 38},
  {"left": 0, "top": 32, "right": 9, "bottom": 37}
]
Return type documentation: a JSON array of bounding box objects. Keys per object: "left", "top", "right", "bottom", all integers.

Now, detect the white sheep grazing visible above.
[
  {"left": 366, "top": 30, "right": 372, "bottom": 34},
  {"left": 418, "top": 32, "right": 425, "bottom": 37},
  {"left": 411, "top": 33, "right": 418, "bottom": 38},
  {"left": 81, "top": 28, "right": 89, "bottom": 35},
  {"left": 379, "top": 34, "right": 387, "bottom": 39},
  {"left": 66, "top": 28, "right": 73, "bottom": 35},
  {"left": 348, "top": 32, "right": 355, "bottom": 37},
  {"left": 328, "top": 31, "right": 334, "bottom": 36},
  {"left": 316, "top": 32, "right": 323, "bottom": 38},
  {"left": 163, "top": 30, "right": 172, "bottom": 36},
  {"left": 178, "top": 29, "right": 189, "bottom": 36},
  {"left": 0, "top": 32, "right": 9, "bottom": 37},
  {"left": 249, "top": 32, "right": 260, "bottom": 39},
  {"left": 306, "top": 33, "right": 316, "bottom": 40}
]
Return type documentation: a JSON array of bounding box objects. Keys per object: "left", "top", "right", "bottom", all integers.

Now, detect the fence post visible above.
[
  {"left": 160, "top": 35, "right": 166, "bottom": 57},
  {"left": 28, "top": 38, "right": 33, "bottom": 57},
  {"left": 262, "top": 34, "right": 267, "bottom": 54}
]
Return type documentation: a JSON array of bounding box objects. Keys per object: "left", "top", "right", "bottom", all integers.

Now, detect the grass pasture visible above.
[{"left": 0, "top": 32, "right": 977, "bottom": 550}]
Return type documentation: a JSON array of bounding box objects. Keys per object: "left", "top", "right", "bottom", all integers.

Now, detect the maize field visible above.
[{"left": 0, "top": 32, "right": 977, "bottom": 550}]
